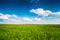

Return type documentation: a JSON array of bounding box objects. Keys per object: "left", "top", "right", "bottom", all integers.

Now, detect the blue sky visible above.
[{"left": 0, "top": 0, "right": 60, "bottom": 24}]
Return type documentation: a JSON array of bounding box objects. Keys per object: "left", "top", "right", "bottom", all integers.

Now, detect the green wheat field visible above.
[{"left": 0, "top": 24, "right": 60, "bottom": 40}]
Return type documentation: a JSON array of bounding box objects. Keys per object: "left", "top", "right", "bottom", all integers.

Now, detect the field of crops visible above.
[{"left": 0, "top": 24, "right": 60, "bottom": 40}]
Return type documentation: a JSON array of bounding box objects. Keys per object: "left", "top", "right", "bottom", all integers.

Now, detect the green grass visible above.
[{"left": 0, "top": 24, "right": 60, "bottom": 40}]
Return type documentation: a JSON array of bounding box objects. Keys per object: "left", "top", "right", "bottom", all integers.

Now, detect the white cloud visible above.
[
  {"left": 0, "top": 13, "right": 43, "bottom": 24},
  {"left": 0, "top": 13, "right": 21, "bottom": 24},
  {"left": 0, "top": 11, "right": 60, "bottom": 24},
  {"left": 12, "top": 14, "right": 19, "bottom": 18},
  {"left": 29, "top": 8, "right": 60, "bottom": 24},
  {"left": 22, "top": 17, "right": 32, "bottom": 21},
  {"left": 34, "top": 18, "right": 41, "bottom": 21},
  {"left": 53, "top": 12, "right": 60, "bottom": 16},
  {"left": 30, "top": 8, "right": 52, "bottom": 16},
  {"left": 0, "top": 13, "right": 9, "bottom": 19}
]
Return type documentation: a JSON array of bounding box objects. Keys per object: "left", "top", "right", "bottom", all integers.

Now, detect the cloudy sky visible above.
[{"left": 0, "top": 0, "right": 60, "bottom": 24}]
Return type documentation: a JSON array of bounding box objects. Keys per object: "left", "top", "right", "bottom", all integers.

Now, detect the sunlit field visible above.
[{"left": 0, "top": 24, "right": 60, "bottom": 40}]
